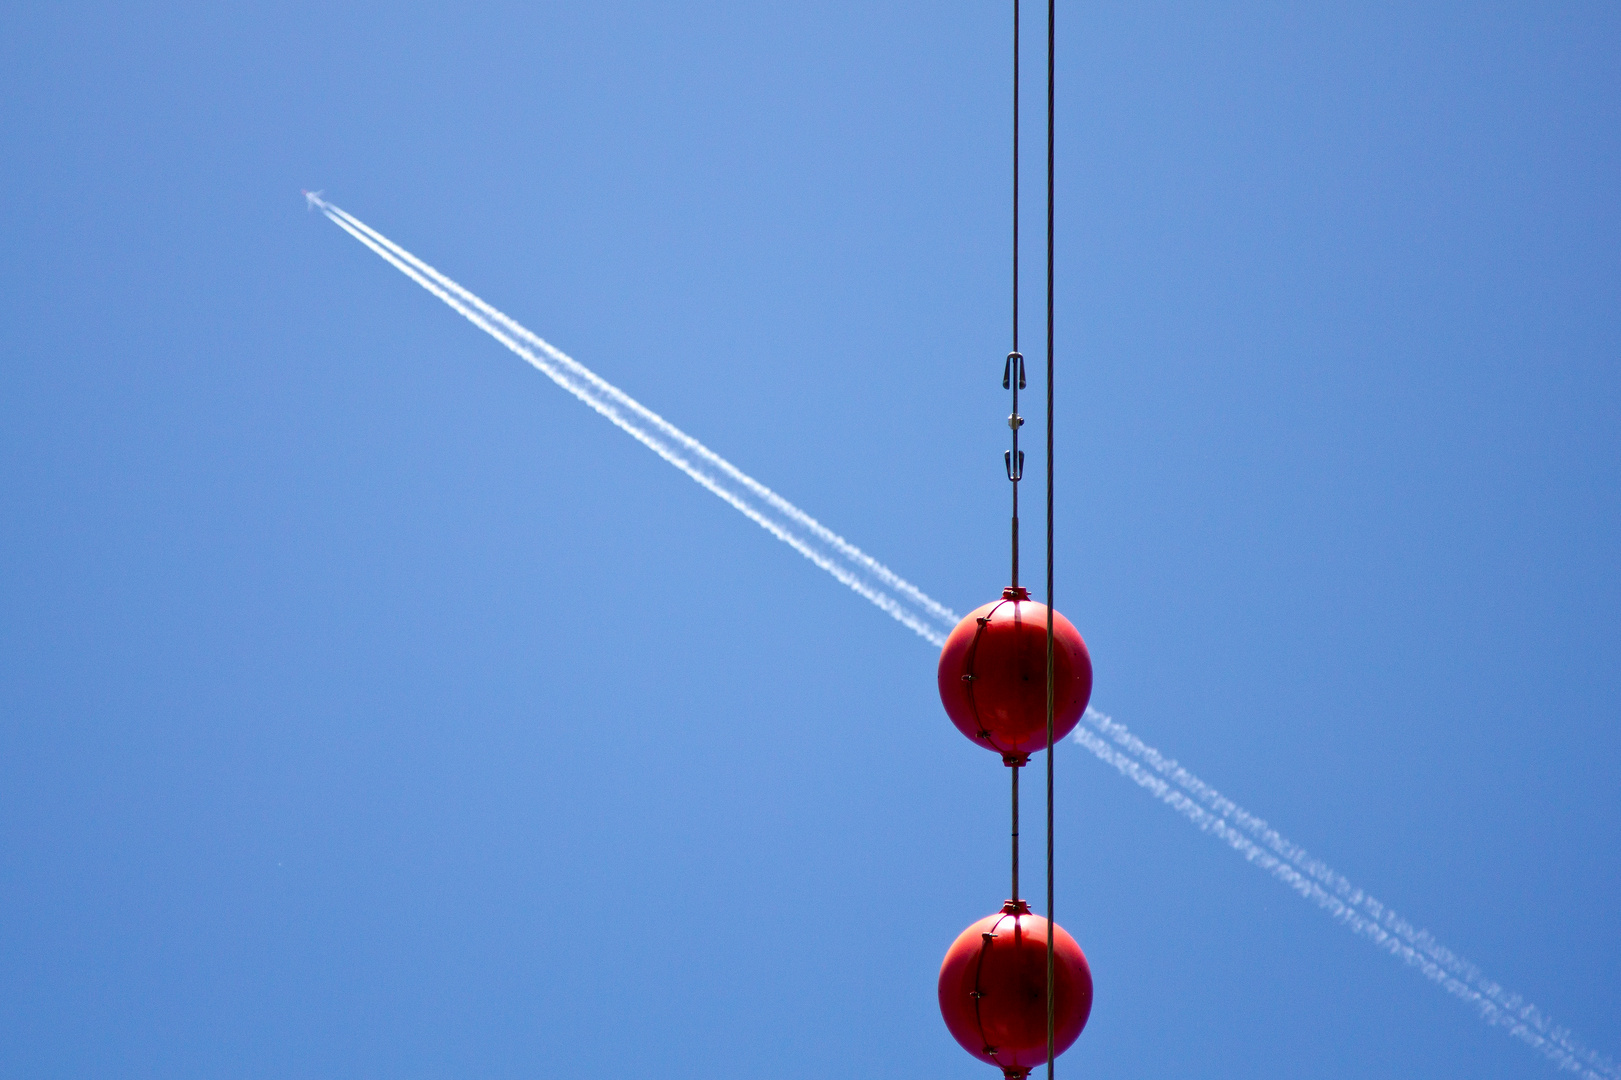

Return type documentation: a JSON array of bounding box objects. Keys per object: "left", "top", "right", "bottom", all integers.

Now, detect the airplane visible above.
[{"left": 301, "top": 189, "right": 324, "bottom": 210}]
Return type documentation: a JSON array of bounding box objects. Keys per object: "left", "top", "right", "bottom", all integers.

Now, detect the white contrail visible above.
[
  {"left": 307, "top": 194, "right": 959, "bottom": 646},
  {"left": 309, "top": 194, "right": 1613, "bottom": 1078},
  {"left": 1075, "top": 707, "right": 1618, "bottom": 1080}
]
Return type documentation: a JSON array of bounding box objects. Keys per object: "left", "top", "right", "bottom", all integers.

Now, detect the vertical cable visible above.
[
  {"left": 1012, "top": 764, "right": 1020, "bottom": 902},
  {"left": 1044, "top": 0, "right": 1056, "bottom": 1076},
  {"left": 1013, "top": 0, "right": 1019, "bottom": 369},
  {"left": 1009, "top": 0, "right": 1023, "bottom": 592},
  {"left": 1010, "top": 0, "right": 1024, "bottom": 912}
]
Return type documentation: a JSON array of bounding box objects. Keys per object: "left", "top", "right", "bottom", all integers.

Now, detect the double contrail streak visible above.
[
  {"left": 1075, "top": 707, "right": 1618, "bottom": 1080},
  {"left": 310, "top": 195, "right": 1613, "bottom": 1079},
  {"left": 306, "top": 193, "right": 959, "bottom": 647}
]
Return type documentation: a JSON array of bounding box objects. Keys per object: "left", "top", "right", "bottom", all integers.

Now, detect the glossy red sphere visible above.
[
  {"left": 938, "top": 901, "right": 1093, "bottom": 1077},
  {"left": 937, "top": 587, "right": 1092, "bottom": 764}
]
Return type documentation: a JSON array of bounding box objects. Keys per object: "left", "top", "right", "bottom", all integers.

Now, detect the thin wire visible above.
[
  {"left": 1010, "top": 0, "right": 1024, "bottom": 914},
  {"left": 1012, "top": 765, "right": 1021, "bottom": 902},
  {"left": 1009, "top": 0, "right": 1022, "bottom": 591},
  {"left": 1044, "top": 0, "right": 1056, "bottom": 1075}
]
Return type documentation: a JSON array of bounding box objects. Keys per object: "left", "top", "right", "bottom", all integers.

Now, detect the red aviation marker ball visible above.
[
  {"left": 937, "top": 587, "right": 1092, "bottom": 765},
  {"left": 938, "top": 900, "right": 1093, "bottom": 1077}
]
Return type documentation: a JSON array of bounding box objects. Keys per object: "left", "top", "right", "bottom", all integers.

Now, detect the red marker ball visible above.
[
  {"left": 938, "top": 900, "right": 1093, "bottom": 1077},
  {"left": 937, "top": 587, "right": 1092, "bottom": 764}
]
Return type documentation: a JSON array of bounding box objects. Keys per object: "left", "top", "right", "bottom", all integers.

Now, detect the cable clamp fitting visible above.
[
  {"left": 1004, "top": 449, "right": 1024, "bottom": 481},
  {"left": 1002, "top": 352, "right": 1026, "bottom": 389}
]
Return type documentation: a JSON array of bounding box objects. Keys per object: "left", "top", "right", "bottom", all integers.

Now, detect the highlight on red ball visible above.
[
  {"left": 937, "top": 900, "right": 1094, "bottom": 1077},
  {"left": 937, "top": 586, "right": 1093, "bottom": 765}
]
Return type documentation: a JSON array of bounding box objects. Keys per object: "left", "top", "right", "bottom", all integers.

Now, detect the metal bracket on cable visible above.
[
  {"left": 1004, "top": 351, "right": 1027, "bottom": 482},
  {"left": 1003, "top": 351, "right": 1027, "bottom": 391}
]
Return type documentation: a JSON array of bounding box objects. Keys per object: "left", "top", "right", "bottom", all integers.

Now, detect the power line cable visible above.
[{"left": 1044, "top": 0, "right": 1057, "bottom": 1074}]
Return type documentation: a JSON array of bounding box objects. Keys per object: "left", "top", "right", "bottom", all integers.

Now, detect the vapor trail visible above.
[
  {"left": 1075, "top": 707, "right": 1618, "bottom": 1080},
  {"left": 307, "top": 194, "right": 958, "bottom": 646},
  {"left": 310, "top": 194, "right": 1613, "bottom": 1078}
]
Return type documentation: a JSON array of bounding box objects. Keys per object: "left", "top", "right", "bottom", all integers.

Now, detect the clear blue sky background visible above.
[{"left": 2, "top": 2, "right": 1617, "bottom": 1077}]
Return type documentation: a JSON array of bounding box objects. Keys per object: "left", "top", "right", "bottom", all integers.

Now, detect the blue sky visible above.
[{"left": 2, "top": 2, "right": 1617, "bottom": 1077}]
